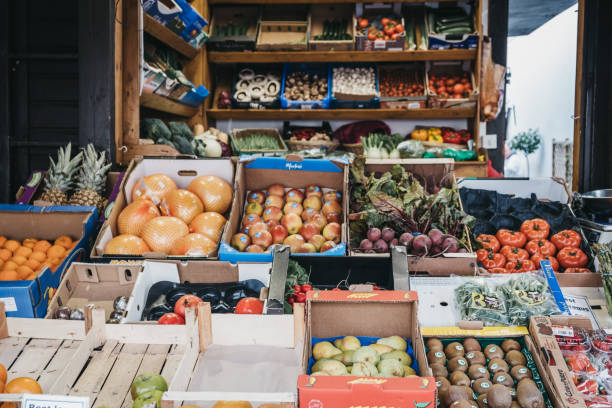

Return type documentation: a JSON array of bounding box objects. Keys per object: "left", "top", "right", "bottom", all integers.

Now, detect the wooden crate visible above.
[{"left": 0, "top": 303, "right": 200, "bottom": 408}]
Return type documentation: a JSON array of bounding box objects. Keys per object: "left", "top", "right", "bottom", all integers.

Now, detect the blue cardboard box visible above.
[
  {"left": 142, "top": 0, "right": 208, "bottom": 49},
  {"left": 219, "top": 156, "right": 348, "bottom": 263},
  {"left": 0, "top": 205, "right": 97, "bottom": 318}
]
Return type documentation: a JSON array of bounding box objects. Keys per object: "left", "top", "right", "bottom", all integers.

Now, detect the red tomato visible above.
[
  {"left": 287, "top": 296, "right": 295, "bottom": 305},
  {"left": 505, "top": 259, "right": 536, "bottom": 273},
  {"left": 235, "top": 297, "right": 264, "bottom": 314},
  {"left": 301, "top": 284, "right": 313, "bottom": 292},
  {"left": 531, "top": 254, "right": 559, "bottom": 271},
  {"left": 368, "top": 33, "right": 376, "bottom": 41},
  {"left": 158, "top": 313, "right": 185, "bottom": 325},
  {"left": 520, "top": 219, "right": 551, "bottom": 240},
  {"left": 481, "top": 252, "right": 506, "bottom": 269},
  {"left": 476, "top": 248, "right": 493, "bottom": 262},
  {"left": 564, "top": 268, "right": 591, "bottom": 273},
  {"left": 292, "top": 284, "right": 302, "bottom": 293},
  {"left": 557, "top": 247, "right": 588, "bottom": 268},
  {"left": 359, "top": 19, "right": 369, "bottom": 28},
  {"left": 452, "top": 84, "right": 465, "bottom": 94},
  {"left": 174, "top": 294, "right": 204, "bottom": 318},
  {"left": 488, "top": 267, "right": 510, "bottom": 274},
  {"left": 500, "top": 245, "right": 529, "bottom": 261},
  {"left": 496, "top": 229, "right": 527, "bottom": 248},
  {"left": 395, "top": 24, "right": 404, "bottom": 33},
  {"left": 476, "top": 234, "right": 501, "bottom": 252},
  {"left": 525, "top": 239, "right": 556, "bottom": 257},
  {"left": 381, "top": 18, "right": 390, "bottom": 26},
  {"left": 551, "top": 230, "right": 582, "bottom": 250}
]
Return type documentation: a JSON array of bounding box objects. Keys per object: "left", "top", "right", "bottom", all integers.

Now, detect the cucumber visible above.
[
  {"left": 438, "top": 15, "right": 470, "bottom": 24},
  {"left": 437, "top": 21, "right": 472, "bottom": 31},
  {"left": 440, "top": 27, "right": 473, "bottom": 36}
]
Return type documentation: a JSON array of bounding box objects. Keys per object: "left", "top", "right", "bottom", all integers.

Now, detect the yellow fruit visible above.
[
  {"left": 30, "top": 251, "right": 47, "bottom": 262},
  {"left": 33, "top": 240, "right": 51, "bottom": 253},
  {"left": 22, "top": 238, "right": 37, "bottom": 248},
  {"left": 54, "top": 236, "right": 73, "bottom": 249},
  {"left": 11, "top": 256, "right": 27, "bottom": 266},
  {"left": 2, "top": 261, "right": 18, "bottom": 271},
  {"left": 4, "top": 240, "right": 20, "bottom": 252},
  {"left": 47, "top": 245, "right": 65, "bottom": 259}
]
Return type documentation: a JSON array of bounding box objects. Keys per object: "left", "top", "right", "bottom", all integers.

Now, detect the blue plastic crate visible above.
[
  {"left": 330, "top": 63, "right": 380, "bottom": 109},
  {"left": 280, "top": 63, "right": 331, "bottom": 110}
]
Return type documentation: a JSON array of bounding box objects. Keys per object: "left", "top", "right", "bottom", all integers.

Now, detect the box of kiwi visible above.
[
  {"left": 422, "top": 330, "right": 562, "bottom": 408},
  {"left": 298, "top": 288, "right": 435, "bottom": 408}
]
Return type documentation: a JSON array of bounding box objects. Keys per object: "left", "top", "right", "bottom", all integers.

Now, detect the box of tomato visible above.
[{"left": 355, "top": 3, "right": 406, "bottom": 51}]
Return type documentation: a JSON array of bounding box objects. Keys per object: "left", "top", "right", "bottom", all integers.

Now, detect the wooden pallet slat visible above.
[
  {"left": 38, "top": 340, "right": 82, "bottom": 392},
  {"left": 8, "top": 339, "right": 64, "bottom": 380},
  {"left": 70, "top": 341, "right": 121, "bottom": 398},
  {"left": 120, "top": 344, "right": 171, "bottom": 408},
  {"left": 0, "top": 337, "right": 29, "bottom": 369}
]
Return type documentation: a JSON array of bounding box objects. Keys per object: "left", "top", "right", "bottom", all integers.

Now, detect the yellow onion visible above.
[
  {"left": 132, "top": 174, "right": 177, "bottom": 204},
  {"left": 141, "top": 216, "right": 188, "bottom": 253},
  {"left": 160, "top": 189, "right": 203, "bottom": 224},
  {"left": 188, "top": 175, "right": 233, "bottom": 214},
  {"left": 104, "top": 234, "right": 151, "bottom": 255},
  {"left": 170, "top": 233, "right": 217, "bottom": 256},
  {"left": 117, "top": 199, "right": 160, "bottom": 236},
  {"left": 189, "top": 212, "right": 227, "bottom": 241}
]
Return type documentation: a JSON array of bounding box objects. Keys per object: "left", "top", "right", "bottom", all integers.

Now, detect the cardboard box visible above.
[
  {"left": 143, "top": 0, "right": 209, "bottom": 49},
  {"left": 355, "top": 3, "right": 406, "bottom": 51},
  {"left": 124, "top": 260, "right": 272, "bottom": 322},
  {"left": 256, "top": 6, "right": 310, "bottom": 52},
  {"left": 45, "top": 262, "right": 142, "bottom": 320},
  {"left": 0, "top": 205, "right": 97, "bottom": 317},
  {"left": 92, "top": 157, "right": 235, "bottom": 261},
  {"left": 298, "top": 289, "right": 434, "bottom": 408},
  {"left": 425, "top": 4, "right": 478, "bottom": 50},
  {"left": 309, "top": 4, "right": 355, "bottom": 51},
  {"left": 349, "top": 159, "right": 477, "bottom": 275},
  {"left": 208, "top": 5, "right": 260, "bottom": 52},
  {"left": 379, "top": 63, "right": 428, "bottom": 109},
  {"left": 219, "top": 156, "right": 348, "bottom": 263},
  {"left": 529, "top": 316, "right": 589, "bottom": 408},
  {"left": 426, "top": 61, "right": 479, "bottom": 108}
]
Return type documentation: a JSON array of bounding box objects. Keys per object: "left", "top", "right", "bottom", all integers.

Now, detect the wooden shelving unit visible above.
[
  {"left": 140, "top": 93, "right": 199, "bottom": 117},
  {"left": 143, "top": 13, "right": 199, "bottom": 59}
]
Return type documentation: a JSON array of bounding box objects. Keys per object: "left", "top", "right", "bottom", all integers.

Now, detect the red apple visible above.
[
  {"left": 283, "top": 202, "right": 303, "bottom": 216},
  {"left": 262, "top": 206, "right": 283, "bottom": 222},
  {"left": 321, "top": 240, "right": 337, "bottom": 253},
  {"left": 308, "top": 234, "right": 326, "bottom": 251},
  {"left": 246, "top": 202, "right": 263, "bottom": 216},
  {"left": 322, "top": 200, "right": 342, "bottom": 217},
  {"left": 242, "top": 214, "right": 261, "bottom": 227},
  {"left": 323, "top": 222, "right": 341, "bottom": 243},
  {"left": 264, "top": 195, "right": 284, "bottom": 209},
  {"left": 296, "top": 243, "right": 317, "bottom": 253},
  {"left": 252, "top": 230, "right": 273, "bottom": 248},
  {"left": 231, "top": 233, "right": 250, "bottom": 251},
  {"left": 247, "top": 190, "right": 266, "bottom": 204},
  {"left": 281, "top": 213, "right": 303, "bottom": 235},
  {"left": 306, "top": 185, "right": 323, "bottom": 198},
  {"left": 299, "top": 223, "right": 319, "bottom": 241},
  {"left": 283, "top": 234, "right": 305, "bottom": 252},
  {"left": 268, "top": 184, "right": 285, "bottom": 197},
  {"left": 265, "top": 219, "right": 280, "bottom": 229},
  {"left": 326, "top": 212, "right": 341, "bottom": 224},
  {"left": 310, "top": 213, "right": 328, "bottom": 231},
  {"left": 303, "top": 196, "right": 322, "bottom": 211},
  {"left": 248, "top": 222, "right": 268, "bottom": 238},
  {"left": 246, "top": 245, "right": 264, "bottom": 253},
  {"left": 324, "top": 190, "right": 342, "bottom": 203},
  {"left": 271, "top": 224, "right": 288, "bottom": 244},
  {"left": 286, "top": 188, "right": 304, "bottom": 203},
  {"left": 301, "top": 208, "right": 317, "bottom": 222}
]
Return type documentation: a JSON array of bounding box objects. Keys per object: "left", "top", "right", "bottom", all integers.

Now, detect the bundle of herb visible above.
[
  {"left": 237, "top": 132, "right": 282, "bottom": 151},
  {"left": 594, "top": 242, "right": 612, "bottom": 317},
  {"left": 497, "top": 274, "right": 560, "bottom": 326},
  {"left": 455, "top": 280, "right": 509, "bottom": 326}
]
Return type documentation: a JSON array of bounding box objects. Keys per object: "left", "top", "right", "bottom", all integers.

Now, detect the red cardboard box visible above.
[{"left": 298, "top": 289, "right": 435, "bottom": 408}]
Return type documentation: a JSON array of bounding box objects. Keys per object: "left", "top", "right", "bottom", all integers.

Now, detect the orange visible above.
[
  {"left": 4, "top": 377, "right": 42, "bottom": 394},
  {"left": 30, "top": 251, "right": 47, "bottom": 262},
  {"left": 2, "top": 261, "right": 18, "bottom": 271},
  {"left": 33, "top": 240, "right": 51, "bottom": 253},
  {"left": 24, "top": 259, "right": 40, "bottom": 271},
  {"left": 16, "top": 265, "right": 33, "bottom": 280},
  {"left": 54, "top": 235, "right": 73, "bottom": 249},
  {"left": 0, "top": 236, "right": 6, "bottom": 247},
  {"left": 0, "top": 381, "right": 3, "bottom": 393},
  {"left": 11, "top": 255, "right": 27, "bottom": 266},
  {"left": 47, "top": 245, "right": 65, "bottom": 259},
  {"left": 0, "top": 259, "right": 3, "bottom": 269},
  {"left": 0, "top": 249, "right": 12, "bottom": 262},
  {"left": 45, "top": 257, "right": 61, "bottom": 272},
  {"left": 212, "top": 403, "right": 253, "bottom": 408},
  {"left": 15, "top": 246, "right": 32, "bottom": 257},
  {"left": 22, "top": 238, "right": 37, "bottom": 248},
  {"left": 25, "top": 272, "right": 38, "bottom": 280},
  {"left": 0, "top": 362, "right": 6, "bottom": 384},
  {"left": 0, "top": 270, "right": 19, "bottom": 281},
  {"left": 4, "top": 240, "right": 20, "bottom": 252}
]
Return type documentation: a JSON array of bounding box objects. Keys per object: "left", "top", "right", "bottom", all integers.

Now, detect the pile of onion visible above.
[
  {"left": 104, "top": 234, "right": 151, "bottom": 255},
  {"left": 141, "top": 216, "right": 189, "bottom": 253},
  {"left": 188, "top": 175, "right": 233, "bottom": 213},
  {"left": 132, "top": 174, "right": 177, "bottom": 204}
]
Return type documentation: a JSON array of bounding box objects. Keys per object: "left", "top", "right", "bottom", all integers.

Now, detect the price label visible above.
[
  {"left": 551, "top": 325, "right": 574, "bottom": 337},
  {"left": 22, "top": 394, "right": 89, "bottom": 408}
]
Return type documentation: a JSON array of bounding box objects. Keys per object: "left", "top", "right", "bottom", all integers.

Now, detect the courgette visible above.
[{"left": 438, "top": 15, "right": 470, "bottom": 24}]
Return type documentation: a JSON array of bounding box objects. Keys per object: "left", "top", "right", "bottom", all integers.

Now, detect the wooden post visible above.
[{"left": 572, "top": 0, "right": 585, "bottom": 191}]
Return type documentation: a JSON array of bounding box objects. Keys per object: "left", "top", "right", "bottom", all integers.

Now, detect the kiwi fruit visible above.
[
  {"left": 486, "top": 384, "right": 512, "bottom": 408},
  {"left": 444, "top": 385, "right": 472, "bottom": 407},
  {"left": 463, "top": 337, "right": 482, "bottom": 353},
  {"left": 501, "top": 339, "right": 521, "bottom": 353},
  {"left": 473, "top": 378, "right": 493, "bottom": 395},
  {"left": 428, "top": 338, "right": 444, "bottom": 352},
  {"left": 452, "top": 401, "right": 478, "bottom": 408},
  {"left": 488, "top": 358, "right": 509, "bottom": 373},
  {"left": 477, "top": 394, "right": 489, "bottom": 408},
  {"left": 484, "top": 344, "right": 505, "bottom": 360},
  {"left": 446, "top": 342, "right": 466, "bottom": 358},
  {"left": 516, "top": 379, "right": 544, "bottom": 408},
  {"left": 448, "top": 356, "right": 469, "bottom": 373},
  {"left": 428, "top": 349, "right": 447, "bottom": 365},
  {"left": 492, "top": 372, "right": 514, "bottom": 388},
  {"left": 450, "top": 371, "right": 471, "bottom": 386},
  {"left": 510, "top": 402, "right": 520, "bottom": 408},
  {"left": 510, "top": 365, "right": 532, "bottom": 381},
  {"left": 437, "top": 377, "right": 452, "bottom": 407},
  {"left": 466, "top": 351, "right": 487, "bottom": 366},
  {"left": 468, "top": 364, "right": 490, "bottom": 380},
  {"left": 505, "top": 350, "right": 527, "bottom": 367},
  {"left": 431, "top": 363, "right": 449, "bottom": 378}
]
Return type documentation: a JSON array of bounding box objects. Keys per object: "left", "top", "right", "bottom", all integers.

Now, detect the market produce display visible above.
[
  {"left": 130, "top": 373, "right": 168, "bottom": 408},
  {"left": 427, "top": 337, "right": 547, "bottom": 408},
  {"left": 232, "top": 130, "right": 286, "bottom": 152},
  {"left": 379, "top": 67, "right": 424, "bottom": 97},
  {"left": 410, "top": 126, "right": 471, "bottom": 145},
  {"left": 283, "top": 71, "right": 328, "bottom": 102},
  {"left": 361, "top": 133, "right": 403, "bottom": 159},
  {"left": 230, "top": 68, "right": 282, "bottom": 108},
  {"left": 0, "top": 364, "right": 43, "bottom": 398},
  {"left": 428, "top": 71, "right": 473, "bottom": 99},
  {"left": 231, "top": 184, "right": 342, "bottom": 254},
  {"left": 141, "top": 120, "right": 231, "bottom": 157},
  {"left": 332, "top": 66, "right": 377, "bottom": 100},
  {"left": 0, "top": 235, "right": 76, "bottom": 281},
  {"left": 313, "top": 19, "right": 352, "bottom": 41},
  {"left": 427, "top": 7, "right": 474, "bottom": 38},
  {"left": 308, "top": 335, "right": 417, "bottom": 378},
  {"left": 356, "top": 16, "right": 405, "bottom": 42},
  {"left": 104, "top": 174, "right": 231, "bottom": 256}
]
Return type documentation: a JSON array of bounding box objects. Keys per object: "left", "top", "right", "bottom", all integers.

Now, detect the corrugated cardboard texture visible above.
[
  {"left": 176, "top": 260, "right": 240, "bottom": 283},
  {"left": 0, "top": 210, "right": 89, "bottom": 241}
]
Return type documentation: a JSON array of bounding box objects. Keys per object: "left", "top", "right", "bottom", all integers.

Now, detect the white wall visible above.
[{"left": 506, "top": 4, "right": 577, "bottom": 177}]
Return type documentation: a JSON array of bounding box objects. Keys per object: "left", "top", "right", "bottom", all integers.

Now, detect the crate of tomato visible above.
[
  {"left": 379, "top": 63, "right": 427, "bottom": 109},
  {"left": 355, "top": 3, "right": 405, "bottom": 51},
  {"left": 426, "top": 61, "right": 478, "bottom": 108}
]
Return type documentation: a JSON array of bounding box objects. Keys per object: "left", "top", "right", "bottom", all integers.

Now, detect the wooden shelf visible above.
[
  {"left": 143, "top": 13, "right": 199, "bottom": 59},
  {"left": 208, "top": 49, "right": 476, "bottom": 63},
  {"left": 207, "top": 107, "right": 476, "bottom": 120},
  {"left": 140, "top": 93, "right": 199, "bottom": 117}
]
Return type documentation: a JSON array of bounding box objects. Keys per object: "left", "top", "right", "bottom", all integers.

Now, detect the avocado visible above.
[
  {"left": 488, "top": 358, "right": 509, "bottom": 373},
  {"left": 505, "top": 350, "right": 527, "bottom": 367},
  {"left": 501, "top": 339, "right": 521, "bottom": 353},
  {"left": 446, "top": 342, "right": 466, "bottom": 358},
  {"left": 466, "top": 351, "right": 487, "bottom": 366},
  {"left": 473, "top": 378, "right": 493, "bottom": 395},
  {"left": 477, "top": 394, "right": 489, "bottom": 408},
  {"left": 428, "top": 349, "right": 447, "bottom": 365},
  {"left": 444, "top": 385, "right": 472, "bottom": 407},
  {"left": 450, "top": 371, "right": 471, "bottom": 386},
  {"left": 493, "top": 372, "right": 514, "bottom": 387},
  {"left": 484, "top": 344, "right": 505, "bottom": 360},
  {"left": 431, "top": 363, "right": 449, "bottom": 378},
  {"left": 468, "top": 364, "right": 490, "bottom": 380},
  {"left": 510, "top": 365, "right": 532, "bottom": 381},
  {"left": 463, "top": 337, "right": 482, "bottom": 353},
  {"left": 448, "top": 356, "right": 469, "bottom": 373},
  {"left": 427, "top": 338, "right": 444, "bottom": 352},
  {"left": 486, "top": 384, "right": 512, "bottom": 408},
  {"left": 516, "top": 379, "right": 544, "bottom": 408}
]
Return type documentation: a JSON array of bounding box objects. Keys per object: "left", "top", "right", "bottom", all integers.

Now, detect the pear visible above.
[
  {"left": 351, "top": 361, "right": 378, "bottom": 377},
  {"left": 352, "top": 346, "right": 380, "bottom": 365},
  {"left": 370, "top": 344, "right": 394, "bottom": 355},
  {"left": 377, "top": 359, "right": 405, "bottom": 377},
  {"left": 333, "top": 350, "right": 355, "bottom": 366},
  {"left": 334, "top": 339, "right": 344, "bottom": 350},
  {"left": 376, "top": 335, "right": 407, "bottom": 351},
  {"left": 311, "top": 371, "right": 329, "bottom": 376},
  {"left": 404, "top": 366, "right": 416, "bottom": 376},
  {"left": 381, "top": 350, "right": 412, "bottom": 366},
  {"left": 313, "top": 341, "right": 342, "bottom": 360},
  {"left": 341, "top": 336, "right": 361, "bottom": 351},
  {"left": 312, "top": 358, "right": 348, "bottom": 376}
]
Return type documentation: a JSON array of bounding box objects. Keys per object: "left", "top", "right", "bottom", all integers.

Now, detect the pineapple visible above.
[
  {"left": 39, "top": 143, "right": 83, "bottom": 205},
  {"left": 68, "top": 144, "right": 112, "bottom": 210}
]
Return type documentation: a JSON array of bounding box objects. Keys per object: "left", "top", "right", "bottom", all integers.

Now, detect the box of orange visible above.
[
  {"left": 298, "top": 288, "right": 435, "bottom": 408},
  {"left": 0, "top": 204, "right": 97, "bottom": 318}
]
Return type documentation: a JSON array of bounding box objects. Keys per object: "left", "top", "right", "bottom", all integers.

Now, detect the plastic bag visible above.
[
  {"left": 398, "top": 140, "right": 425, "bottom": 158},
  {"left": 497, "top": 273, "right": 560, "bottom": 326},
  {"left": 455, "top": 279, "right": 509, "bottom": 326}
]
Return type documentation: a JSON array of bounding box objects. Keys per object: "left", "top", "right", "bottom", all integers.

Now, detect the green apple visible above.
[
  {"left": 132, "top": 390, "right": 163, "bottom": 408},
  {"left": 130, "top": 374, "right": 168, "bottom": 399}
]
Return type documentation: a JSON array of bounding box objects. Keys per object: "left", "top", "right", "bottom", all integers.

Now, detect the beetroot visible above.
[
  {"left": 360, "top": 239, "right": 373, "bottom": 250},
  {"left": 431, "top": 245, "right": 442, "bottom": 255},
  {"left": 390, "top": 238, "right": 398, "bottom": 247},
  {"left": 381, "top": 227, "right": 395, "bottom": 242},
  {"left": 412, "top": 234, "right": 432, "bottom": 255},
  {"left": 457, "top": 248, "right": 468, "bottom": 253},
  {"left": 428, "top": 228, "right": 444, "bottom": 247},
  {"left": 399, "top": 233, "right": 414, "bottom": 248},
  {"left": 442, "top": 236, "right": 458, "bottom": 253},
  {"left": 374, "top": 239, "right": 389, "bottom": 253},
  {"left": 367, "top": 228, "right": 381, "bottom": 241}
]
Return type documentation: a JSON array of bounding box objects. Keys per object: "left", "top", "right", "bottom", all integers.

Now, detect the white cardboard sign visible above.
[{"left": 21, "top": 394, "right": 89, "bottom": 408}]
